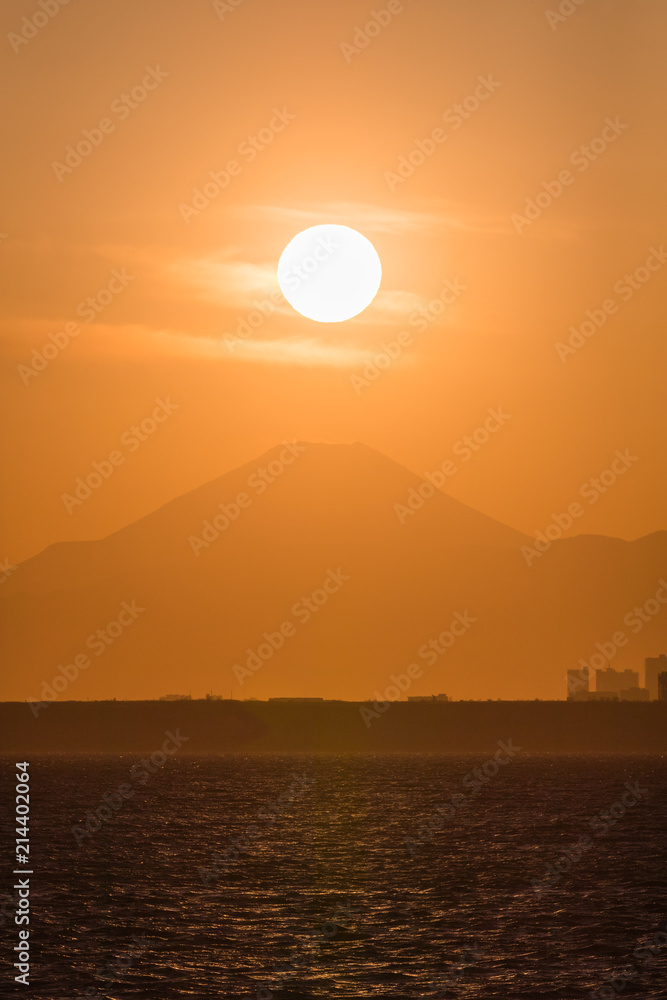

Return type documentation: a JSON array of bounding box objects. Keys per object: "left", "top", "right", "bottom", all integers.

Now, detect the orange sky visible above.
[{"left": 1, "top": 0, "right": 666, "bottom": 565}]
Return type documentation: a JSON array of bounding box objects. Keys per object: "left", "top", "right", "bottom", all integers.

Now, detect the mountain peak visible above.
[{"left": 1, "top": 440, "right": 665, "bottom": 701}]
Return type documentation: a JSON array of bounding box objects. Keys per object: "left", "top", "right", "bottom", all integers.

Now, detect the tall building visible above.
[
  {"left": 659, "top": 672, "right": 667, "bottom": 702},
  {"left": 645, "top": 654, "right": 667, "bottom": 700},
  {"left": 566, "top": 668, "right": 589, "bottom": 699},
  {"left": 596, "top": 667, "right": 639, "bottom": 693}
]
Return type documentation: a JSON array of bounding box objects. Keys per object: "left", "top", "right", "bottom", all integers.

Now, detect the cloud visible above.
[
  {"left": 29, "top": 321, "right": 380, "bottom": 369},
  {"left": 167, "top": 252, "right": 435, "bottom": 331},
  {"left": 220, "top": 336, "right": 380, "bottom": 367},
  {"left": 2, "top": 203, "right": 465, "bottom": 370},
  {"left": 236, "top": 201, "right": 485, "bottom": 235},
  {"left": 170, "top": 255, "right": 281, "bottom": 308},
  {"left": 236, "top": 200, "right": 590, "bottom": 241},
  {"left": 368, "top": 288, "right": 426, "bottom": 316},
  {"left": 133, "top": 326, "right": 379, "bottom": 368},
  {"left": 177, "top": 254, "right": 426, "bottom": 308}
]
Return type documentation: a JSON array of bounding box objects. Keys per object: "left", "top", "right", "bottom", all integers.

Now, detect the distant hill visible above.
[{"left": 1, "top": 442, "right": 665, "bottom": 702}]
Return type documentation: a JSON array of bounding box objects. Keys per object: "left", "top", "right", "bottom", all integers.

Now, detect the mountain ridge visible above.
[{"left": 1, "top": 442, "right": 665, "bottom": 703}]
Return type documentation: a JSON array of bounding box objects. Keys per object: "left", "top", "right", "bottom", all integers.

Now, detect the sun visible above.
[{"left": 277, "top": 224, "right": 382, "bottom": 323}]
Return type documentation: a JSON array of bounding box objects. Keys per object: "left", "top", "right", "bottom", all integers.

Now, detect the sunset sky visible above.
[{"left": 2, "top": 0, "right": 666, "bottom": 566}]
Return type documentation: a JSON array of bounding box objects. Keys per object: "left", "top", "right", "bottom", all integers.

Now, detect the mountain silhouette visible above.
[{"left": 1, "top": 442, "right": 665, "bottom": 702}]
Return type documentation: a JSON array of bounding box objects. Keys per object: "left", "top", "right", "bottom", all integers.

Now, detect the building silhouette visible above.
[
  {"left": 408, "top": 694, "right": 449, "bottom": 702},
  {"left": 566, "top": 668, "right": 590, "bottom": 699},
  {"left": 596, "top": 667, "right": 639, "bottom": 693},
  {"left": 619, "top": 687, "right": 650, "bottom": 701},
  {"left": 268, "top": 697, "right": 324, "bottom": 702},
  {"left": 645, "top": 654, "right": 667, "bottom": 699},
  {"left": 659, "top": 672, "right": 667, "bottom": 702},
  {"left": 569, "top": 690, "right": 619, "bottom": 702}
]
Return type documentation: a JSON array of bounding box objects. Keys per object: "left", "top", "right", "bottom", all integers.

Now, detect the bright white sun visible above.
[{"left": 277, "top": 224, "right": 382, "bottom": 323}]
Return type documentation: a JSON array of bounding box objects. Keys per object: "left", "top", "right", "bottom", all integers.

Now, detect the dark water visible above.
[{"left": 1, "top": 754, "right": 666, "bottom": 999}]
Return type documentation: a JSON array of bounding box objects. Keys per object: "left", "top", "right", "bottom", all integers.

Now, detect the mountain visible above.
[{"left": 1, "top": 442, "right": 666, "bottom": 703}]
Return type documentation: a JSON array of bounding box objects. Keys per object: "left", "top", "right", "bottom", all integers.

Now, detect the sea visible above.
[{"left": 1, "top": 754, "right": 666, "bottom": 998}]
